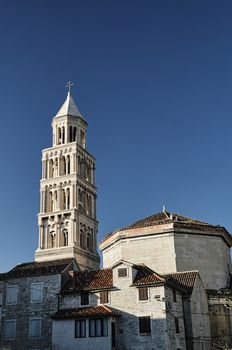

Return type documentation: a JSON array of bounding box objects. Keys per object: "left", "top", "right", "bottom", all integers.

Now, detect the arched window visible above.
[
  {"left": 73, "top": 127, "right": 77, "bottom": 141},
  {"left": 54, "top": 158, "right": 58, "bottom": 177},
  {"left": 78, "top": 189, "right": 83, "bottom": 202},
  {"left": 86, "top": 233, "right": 92, "bottom": 251},
  {"left": 49, "top": 191, "right": 53, "bottom": 212},
  {"left": 58, "top": 127, "right": 62, "bottom": 144},
  {"left": 62, "top": 126, "right": 65, "bottom": 144},
  {"left": 51, "top": 231, "right": 56, "bottom": 248},
  {"left": 80, "top": 130, "right": 86, "bottom": 148},
  {"left": 69, "top": 126, "right": 72, "bottom": 142},
  {"left": 88, "top": 196, "right": 92, "bottom": 216},
  {"left": 60, "top": 156, "right": 66, "bottom": 175},
  {"left": 87, "top": 166, "right": 91, "bottom": 182},
  {"left": 80, "top": 230, "right": 84, "bottom": 249},
  {"left": 66, "top": 188, "right": 70, "bottom": 209},
  {"left": 67, "top": 155, "right": 70, "bottom": 174},
  {"left": 49, "top": 159, "right": 54, "bottom": 178},
  {"left": 61, "top": 189, "right": 66, "bottom": 210},
  {"left": 53, "top": 191, "right": 57, "bottom": 211},
  {"left": 63, "top": 230, "right": 68, "bottom": 246}
]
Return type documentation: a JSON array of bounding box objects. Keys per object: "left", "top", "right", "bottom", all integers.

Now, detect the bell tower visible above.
[{"left": 35, "top": 83, "right": 100, "bottom": 270}]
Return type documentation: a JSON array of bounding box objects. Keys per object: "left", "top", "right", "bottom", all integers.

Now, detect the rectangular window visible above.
[
  {"left": 138, "top": 287, "right": 148, "bottom": 301},
  {"left": 75, "top": 320, "right": 86, "bottom": 338},
  {"left": 175, "top": 317, "right": 180, "bottom": 334},
  {"left": 80, "top": 292, "right": 89, "bottom": 306},
  {"left": 139, "top": 317, "right": 151, "bottom": 335},
  {"left": 29, "top": 319, "right": 41, "bottom": 337},
  {"left": 31, "top": 283, "right": 43, "bottom": 303},
  {"left": 4, "top": 320, "right": 16, "bottom": 339},
  {"left": 89, "top": 319, "right": 108, "bottom": 337},
  {"left": 172, "top": 288, "right": 177, "bottom": 303},
  {"left": 100, "top": 291, "right": 109, "bottom": 304},
  {"left": 6, "top": 285, "right": 18, "bottom": 305},
  {"left": 118, "top": 268, "right": 127, "bottom": 277}
]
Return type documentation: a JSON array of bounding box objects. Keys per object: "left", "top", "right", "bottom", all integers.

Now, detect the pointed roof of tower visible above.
[{"left": 54, "top": 92, "right": 85, "bottom": 120}]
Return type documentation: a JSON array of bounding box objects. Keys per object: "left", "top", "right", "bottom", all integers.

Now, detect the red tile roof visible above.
[
  {"left": 101, "top": 211, "right": 232, "bottom": 247},
  {"left": 0, "top": 259, "right": 75, "bottom": 280},
  {"left": 52, "top": 305, "right": 120, "bottom": 319},
  {"left": 62, "top": 268, "right": 113, "bottom": 292},
  {"left": 118, "top": 211, "right": 208, "bottom": 230},
  {"left": 132, "top": 265, "right": 165, "bottom": 286},
  {"left": 164, "top": 271, "right": 198, "bottom": 295}
]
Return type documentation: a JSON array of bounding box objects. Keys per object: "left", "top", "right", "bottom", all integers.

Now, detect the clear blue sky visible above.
[{"left": 0, "top": 0, "right": 232, "bottom": 272}]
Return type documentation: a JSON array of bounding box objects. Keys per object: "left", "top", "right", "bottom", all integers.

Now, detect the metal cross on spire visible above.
[{"left": 65, "top": 81, "right": 74, "bottom": 93}]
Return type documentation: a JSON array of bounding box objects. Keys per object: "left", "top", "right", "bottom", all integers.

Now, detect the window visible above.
[
  {"left": 4, "top": 320, "right": 16, "bottom": 339},
  {"left": 100, "top": 291, "right": 109, "bottom": 304},
  {"left": 89, "top": 319, "right": 108, "bottom": 337},
  {"left": 75, "top": 320, "right": 86, "bottom": 338},
  {"left": 138, "top": 287, "right": 148, "bottom": 301},
  {"left": 80, "top": 292, "right": 89, "bottom": 306},
  {"left": 118, "top": 268, "right": 127, "bottom": 278},
  {"left": 31, "top": 283, "right": 43, "bottom": 303},
  {"left": 6, "top": 285, "right": 18, "bottom": 305},
  {"left": 29, "top": 318, "right": 41, "bottom": 337},
  {"left": 172, "top": 288, "right": 177, "bottom": 303},
  {"left": 139, "top": 317, "right": 151, "bottom": 335},
  {"left": 175, "top": 317, "right": 180, "bottom": 334}
]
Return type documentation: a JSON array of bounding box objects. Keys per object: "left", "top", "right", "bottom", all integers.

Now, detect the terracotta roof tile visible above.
[
  {"left": 52, "top": 305, "right": 120, "bottom": 319},
  {"left": 0, "top": 259, "right": 74, "bottom": 280},
  {"left": 164, "top": 271, "right": 198, "bottom": 295},
  {"left": 62, "top": 268, "right": 113, "bottom": 292},
  {"left": 132, "top": 265, "right": 165, "bottom": 286},
  {"left": 119, "top": 211, "right": 208, "bottom": 231},
  {"left": 101, "top": 211, "right": 232, "bottom": 247}
]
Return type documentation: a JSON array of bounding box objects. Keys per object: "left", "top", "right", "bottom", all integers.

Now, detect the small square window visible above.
[
  {"left": 80, "top": 292, "right": 89, "bottom": 306},
  {"left": 138, "top": 287, "right": 148, "bottom": 301},
  {"left": 89, "top": 319, "right": 108, "bottom": 337},
  {"left": 118, "top": 268, "right": 127, "bottom": 278},
  {"left": 29, "top": 318, "right": 41, "bottom": 337},
  {"left": 6, "top": 285, "right": 18, "bottom": 305},
  {"left": 31, "top": 283, "right": 43, "bottom": 303},
  {"left": 75, "top": 320, "right": 86, "bottom": 338},
  {"left": 100, "top": 291, "right": 109, "bottom": 304},
  {"left": 139, "top": 316, "right": 151, "bottom": 335},
  {"left": 175, "top": 317, "right": 180, "bottom": 334},
  {"left": 4, "top": 320, "right": 16, "bottom": 339}
]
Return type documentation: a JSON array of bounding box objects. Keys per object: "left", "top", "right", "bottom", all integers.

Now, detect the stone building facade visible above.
[
  {"left": 0, "top": 259, "right": 77, "bottom": 350},
  {"left": 100, "top": 210, "right": 232, "bottom": 290},
  {"left": 52, "top": 260, "right": 190, "bottom": 350}
]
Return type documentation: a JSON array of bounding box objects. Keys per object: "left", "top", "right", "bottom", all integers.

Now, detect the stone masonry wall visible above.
[{"left": 0, "top": 274, "right": 61, "bottom": 350}]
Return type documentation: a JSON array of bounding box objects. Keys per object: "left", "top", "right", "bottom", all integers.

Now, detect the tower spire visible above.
[{"left": 35, "top": 89, "right": 100, "bottom": 270}]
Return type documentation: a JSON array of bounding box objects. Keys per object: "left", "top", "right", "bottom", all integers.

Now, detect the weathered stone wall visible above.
[
  {"left": 0, "top": 274, "right": 61, "bottom": 350},
  {"left": 208, "top": 292, "right": 232, "bottom": 348},
  {"left": 52, "top": 318, "right": 112, "bottom": 350},
  {"left": 165, "top": 287, "right": 186, "bottom": 350},
  {"left": 102, "top": 231, "right": 177, "bottom": 274},
  {"left": 174, "top": 233, "right": 231, "bottom": 289},
  {"left": 183, "top": 275, "right": 211, "bottom": 350}
]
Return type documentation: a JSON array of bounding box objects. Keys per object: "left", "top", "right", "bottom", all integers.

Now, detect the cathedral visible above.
[{"left": 0, "top": 86, "right": 231, "bottom": 350}]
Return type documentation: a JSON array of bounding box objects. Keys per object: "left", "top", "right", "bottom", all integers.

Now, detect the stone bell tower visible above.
[{"left": 35, "top": 83, "right": 100, "bottom": 270}]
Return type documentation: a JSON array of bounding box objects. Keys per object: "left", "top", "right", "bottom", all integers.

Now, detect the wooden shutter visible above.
[{"left": 138, "top": 287, "right": 148, "bottom": 301}]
